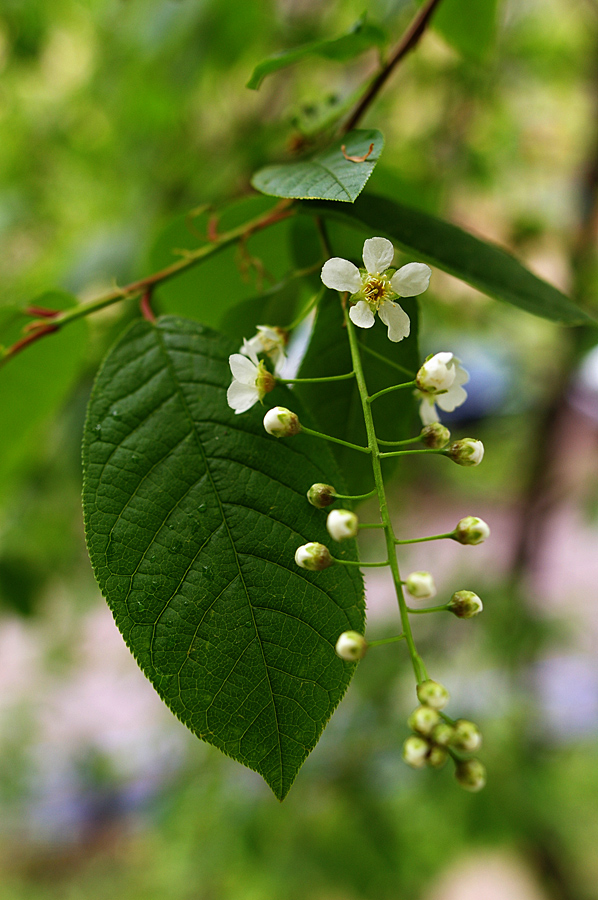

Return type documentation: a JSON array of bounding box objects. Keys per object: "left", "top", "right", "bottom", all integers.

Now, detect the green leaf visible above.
[
  {"left": 247, "top": 16, "right": 386, "bottom": 90},
  {"left": 293, "top": 220, "right": 419, "bottom": 496},
  {"left": 252, "top": 130, "right": 384, "bottom": 203},
  {"left": 303, "top": 193, "right": 595, "bottom": 326},
  {"left": 0, "top": 291, "right": 88, "bottom": 495},
  {"left": 82, "top": 316, "right": 364, "bottom": 799},
  {"left": 431, "top": 0, "right": 498, "bottom": 63},
  {"left": 150, "top": 197, "right": 296, "bottom": 327}
]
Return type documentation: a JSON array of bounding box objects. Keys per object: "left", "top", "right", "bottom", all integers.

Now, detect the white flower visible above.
[
  {"left": 294, "top": 542, "right": 332, "bottom": 571},
  {"left": 263, "top": 406, "right": 301, "bottom": 437},
  {"left": 326, "top": 509, "right": 358, "bottom": 542},
  {"left": 405, "top": 571, "right": 437, "bottom": 600},
  {"left": 416, "top": 352, "right": 469, "bottom": 425},
  {"left": 335, "top": 631, "right": 368, "bottom": 661},
  {"left": 454, "top": 516, "right": 490, "bottom": 545},
  {"left": 227, "top": 350, "right": 275, "bottom": 414},
  {"left": 448, "top": 438, "right": 484, "bottom": 467},
  {"left": 240, "top": 325, "right": 288, "bottom": 376},
  {"left": 320, "top": 236, "right": 431, "bottom": 343}
]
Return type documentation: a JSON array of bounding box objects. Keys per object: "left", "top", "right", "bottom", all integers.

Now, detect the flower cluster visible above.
[{"left": 227, "top": 325, "right": 287, "bottom": 414}]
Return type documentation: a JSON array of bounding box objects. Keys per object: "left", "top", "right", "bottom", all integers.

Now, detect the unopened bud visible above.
[
  {"left": 417, "top": 679, "right": 450, "bottom": 710},
  {"left": 402, "top": 735, "right": 430, "bottom": 769},
  {"left": 448, "top": 590, "right": 483, "bottom": 619},
  {"left": 420, "top": 422, "right": 451, "bottom": 449},
  {"left": 408, "top": 705, "right": 440, "bottom": 736},
  {"left": 335, "top": 631, "right": 368, "bottom": 661},
  {"left": 416, "top": 352, "right": 456, "bottom": 394},
  {"left": 326, "top": 509, "right": 358, "bottom": 542},
  {"left": 452, "top": 719, "right": 482, "bottom": 753},
  {"left": 263, "top": 406, "right": 301, "bottom": 438},
  {"left": 427, "top": 746, "right": 448, "bottom": 769},
  {"left": 307, "top": 483, "right": 336, "bottom": 509},
  {"left": 447, "top": 438, "right": 484, "bottom": 467},
  {"left": 405, "top": 571, "right": 437, "bottom": 600},
  {"left": 453, "top": 516, "right": 490, "bottom": 545},
  {"left": 431, "top": 722, "right": 455, "bottom": 746},
  {"left": 294, "top": 542, "right": 332, "bottom": 571},
  {"left": 455, "top": 758, "right": 486, "bottom": 792}
]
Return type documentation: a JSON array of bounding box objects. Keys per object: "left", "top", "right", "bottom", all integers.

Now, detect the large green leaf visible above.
[
  {"left": 0, "top": 291, "right": 88, "bottom": 495},
  {"left": 252, "top": 130, "right": 384, "bottom": 203},
  {"left": 247, "top": 16, "right": 386, "bottom": 90},
  {"left": 303, "top": 193, "right": 594, "bottom": 325},
  {"left": 82, "top": 316, "right": 364, "bottom": 799}
]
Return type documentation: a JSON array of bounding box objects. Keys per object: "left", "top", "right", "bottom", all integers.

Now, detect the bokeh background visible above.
[{"left": 2, "top": 0, "right": 598, "bottom": 897}]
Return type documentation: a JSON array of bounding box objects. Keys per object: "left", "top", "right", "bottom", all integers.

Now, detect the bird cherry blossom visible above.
[
  {"left": 227, "top": 346, "right": 275, "bottom": 414},
  {"left": 240, "top": 325, "right": 288, "bottom": 375},
  {"left": 320, "top": 237, "right": 431, "bottom": 342},
  {"left": 415, "top": 352, "right": 469, "bottom": 425}
]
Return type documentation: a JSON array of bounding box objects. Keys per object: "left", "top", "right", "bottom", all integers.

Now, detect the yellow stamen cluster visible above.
[{"left": 362, "top": 275, "right": 393, "bottom": 309}]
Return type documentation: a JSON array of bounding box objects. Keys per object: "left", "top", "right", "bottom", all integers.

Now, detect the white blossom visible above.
[
  {"left": 335, "top": 631, "right": 368, "bottom": 661},
  {"left": 320, "top": 237, "right": 431, "bottom": 343},
  {"left": 240, "top": 325, "right": 288, "bottom": 376},
  {"left": 263, "top": 406, "right": 301, "bottom": 437},
  {"left": 405, "top": 571, "right": 437, "bottom": 600},
  {"left": 416, "top": 352, "right": 469, "bottom": 424},
  {"left": 227, "top": 351, "right": 275, "bottom": 414},
  {"left": 326, "top": 509, "right": 358, "bottom": 542}
]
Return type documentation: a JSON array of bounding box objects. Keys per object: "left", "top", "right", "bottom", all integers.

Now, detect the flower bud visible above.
[
  {"left": 307, "top": 483, "right": 336, "bottom": 509},
  {"left": 335, "top": 631, "right": 368, "bottom": 661},
  {"left": 294, "top": 542, "right": 332, "bottom": 571},
  {"left": 420, "top": 422, "right": 451, "bottom": 449},
  {"left": 447, "top": 438, "right": 484, "bottom": 467},
  {"left": 263, "top": 406, "right": 301, "bottom": 438},
  {"left": 431, "top": 722, "right": 455, "bottom": 746},
  {"left": 417, "top": 679, "right": 450, "bottom": 710},
  {"left": 416, "top": 352, "right": 456, "bottom": 394},
  {"left": 402, "top": 735, "right": 430, "bottom": 769},
  {"left": 405, "top": 571, "right": 437, "bottom": 600},
  {"left": 452, "top": 719, "right": 482, "bottom": 753},
  {"left": 448, "top": 590, "right": 483, "bottom": 619},
  {"left": 454, "top": 758, "right": 486, "bottom": 792},
  {"left": 408, "top": 705, "right": 440, "bottom": 736},
  {"left": 453, "top": 516, "right": 490, "bottom": 545},
  {"left": 326, "top": 509, "right": 358, "bottom": 542},
  {"left": 427, "top": 746, "right": 448, "bottom": 769}
]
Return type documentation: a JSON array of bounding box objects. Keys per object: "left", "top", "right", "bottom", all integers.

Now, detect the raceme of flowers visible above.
[{"left": 320, "top": 236, "right": 431, "bottom": 342}]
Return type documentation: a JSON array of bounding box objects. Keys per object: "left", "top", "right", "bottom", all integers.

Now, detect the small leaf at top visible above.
[
  {"left": 247, "top": 16, "right": 386, "bottom": 90},
  {"left": 252, "top": 130, "right": 384, "bottom": 204},
  {"left": 82, "top": 316, "right": 364, "bottom": 800}
]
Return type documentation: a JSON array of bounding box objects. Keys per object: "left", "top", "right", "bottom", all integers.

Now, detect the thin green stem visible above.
[
  {"left": 358, "top": 342, "right": 416, "bottom": 378},
  {"left": 367, "top": 381, "right": 416, "bottom": 404},
  {"left": 395, "top": 532, "right": 455, "bottom": 545},
  {"left": 300, "top": 425, "right": 370, "bottom": 455},
  {"left": 333, "top": 489, "right": 376, "bottom": 501},
  {"left": 281, "top": 371, "right": 354, "bottom": 384},
  {"left": 345, "top": 310, "right": 427, "bottom": 684},
  {"left": 407, "top": 604, "right": 450, "bottom": 614},
  {"left": 334, "top": 558, "right": 389, "bottom": 568},
  {"left": 377, "top": 435, "right": 422, "bottom": 447},
  {"left": 379, "top": 447, "right": 444, "bottom": 459},
  {"left": 368, "top": 634, "right": 406, "bottom": 647}
]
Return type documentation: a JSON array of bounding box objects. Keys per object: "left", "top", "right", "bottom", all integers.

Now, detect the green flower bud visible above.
[
  {"left": 294, "top": 542, "right": 332, "bottom": 571},
  {"left": 452, "top": 719, "right": 482, "bottom": 753},
  {"left": 420, "top": 422, "right": 451, "bottom": 449},
  {"left": 408, "top": 705, "right": 440, "bottom": 736},
  {"left": 326, "top": 509, "right": 359, "bottom": 542},
  {"left": 402, "top": 735, "right": 430, "bottom": 769},
  {"left": 417, "top": 679, "right": 450, "bottom": 710},
  {"left": 335, "top": 631, "right": 368, "bottom": 661},
  {"left": 405, "top": 571, "right": 437, "bottom": 600},
  {"left": 427, "top": 745, "right": 448, "bottom": 769},
  {"left": 447, "top": 438, "right": 484, "bottom": 467},
  {"left": 307, "top": 483, "right": 336, "bottom": 509},
  {"left": 431, "top": 722, "right": 455, "bottom": 746},
  {"left": 448, "top": 590, "right": 483, "bottom": 619},
  {"left": 453, "top": 516, "right": 490, "bottom": 545},
  {"left": 263, "top": 406, "right": 301, "bottom": 438},
  {"left": 455, "top": 758, "right": 486, "bottom": 792}
]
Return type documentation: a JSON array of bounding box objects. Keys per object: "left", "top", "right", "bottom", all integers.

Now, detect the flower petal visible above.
[
  {"left": 437, "top": 383, "right": 468, "bottom": 412},
  {"left": 363, "top": 237, "right": 394, "bottom": 275},
  {"left": 378, "top": 300, "right": 410, "bottom": 342},
  {"left": 227, "top": 380, "right": 260, "bottom": 414},
  {"left": 419, "top": 395, "right": 439, "bottom": 425},
  {"left": 349, "top": 300, "right": 375, "bottom": 329},
  {"left": 391, "top": 262, "right": 431, "bottom": 297},
  {"left": 239, "top": 338, "right": 260, "bottom": 365},
  {"left": 229, "top": 353, "right": 258, "bottom": 384},
  {"left": 321, "top": 258, "right": 361, "bottom": 293}
]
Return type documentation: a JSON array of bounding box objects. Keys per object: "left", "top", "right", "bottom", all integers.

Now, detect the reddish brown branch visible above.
[
  {"left": 23, "top": 305, "right": 60, "bottom": 319},
  {"left": 343, "top": 0, "right": 445, "bottom": 133},
  {"left": 341, "top": 143, "right": 375, "bottom": 162},
  {"left": 140, "top": 288, "right": 156, "bottom": 323},
  {"left": 2, "top": 323, "right": 59, "bottom": 362}
]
